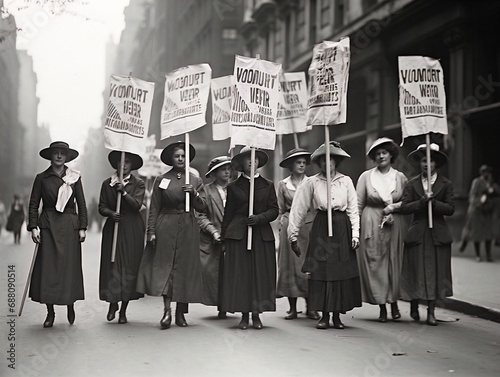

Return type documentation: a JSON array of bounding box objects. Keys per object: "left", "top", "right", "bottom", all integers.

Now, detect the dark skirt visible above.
[
  {"left": 220, "top": 236, "right": 276, "bottom": 313},
  {"left": 303, "top": 210, "right": 362, "bottom": 313}
]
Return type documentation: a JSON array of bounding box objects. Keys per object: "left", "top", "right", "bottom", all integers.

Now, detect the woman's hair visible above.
[
  {"left": 368, "top": 142, "right": 399, "bottom": 164},
  {"left": 172, "top": 146, "right": 184, "bottom": 155}
]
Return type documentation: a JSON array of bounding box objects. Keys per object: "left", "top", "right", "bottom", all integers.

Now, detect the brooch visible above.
[{"left": 176, "top": 172, "right": 182, "bottom": 180}]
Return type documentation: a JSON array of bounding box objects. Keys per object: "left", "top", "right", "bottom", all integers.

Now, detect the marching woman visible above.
[
  {"left": 399, "top": 143, "right": 455, "bottom": 326},
  {"left": 220, "top": 146, "right": 279, "bottom": 330},
  {"left": 288, "top": 142, "right": 361, "bottom": 330},
  {"left": 98, "top": 151, "right": 145, "bottom": 324},
  {"left": 276, "top": 148, "right": 319, "bottom": 320},
  {"left": 136, "top": 141, "right": 206, "bottom": 329},
  {"left": 356, "top": 138, "right": 408, "bottom": 322},
  {"left": 196, "top": 156, "right": 232, "bottom": 318},
  {"left": 28, "top": 141, "right": 87, "bottom": 328}
]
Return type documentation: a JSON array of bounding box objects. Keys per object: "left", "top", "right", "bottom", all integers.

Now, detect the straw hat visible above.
[
  {"left": 279, "top": 148, "right": 311, "bottom": 168},
  {"left": 407, "top": 143, "right": 448, "bottom": 168},
  {"left": 367, "top": 137, "right": 400, "bottom": 161},
  {"left": 205, "top": 156, "right": 232, "bottom": 178},
  {"left": 310, "top": 141, "right": 350, "bottom": 163},
  {"left": 39, "top": 141, "right": 79, "bottom": 162},
  {"left": 108, "top": 151, "right": 144, "bottom": 171},
  {"left": 160, "top": 141, "right": 196, "bottom": 165},
  {"left": 231, "top": 146, "right": 269, "bottom": 172}
]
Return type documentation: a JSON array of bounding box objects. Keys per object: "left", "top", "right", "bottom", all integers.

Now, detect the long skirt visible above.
[{"left": 305, "top": 211, "right": 362, "bottom": 313}]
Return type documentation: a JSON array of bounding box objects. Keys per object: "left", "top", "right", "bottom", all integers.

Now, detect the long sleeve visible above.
[
  {"left": 288, "top": 178, "right": 313, "bottom": 243},
  {"left": 98, "top": 180, "right": 114, "bottom": 217},
  {"left": 356, "top": 171, "right": 368, "bottom": 216},
  {"left": 74, "top": 177, "right": 88, "bottom": 230},
  {"left": 124, "top": 178, "right": 145, "bottom": 212},
  {"left": 192, "top": 177, "right": 207, "bottom": 213},
  {"left": 432, "top": 181, "right": 455, "bottom": 216},
  {"left": 346, "top": 177, "right": 360, "bottom": 238},
  {"left": 147, "top": 176, "right": 161, "bottom": 237},
  {"left": 197, "top": 187, "right": 218, "bottom": 236},
  {"left": 254, "top": 181, "right": 279, "bottom": 225},
  {"left": 27, "top": 174, "right": 42, "bottom": 231},
  {"left": 221, "top": 183, "right": 237, "bottom": 240}
]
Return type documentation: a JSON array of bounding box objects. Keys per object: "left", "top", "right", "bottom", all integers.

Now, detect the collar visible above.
[{"left": 242, "top": 173, "right": 260, "bottom": 179}]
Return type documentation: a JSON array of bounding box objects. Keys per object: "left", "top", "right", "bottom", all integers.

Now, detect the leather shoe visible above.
[
  {"left": 306, "top": 311, "right": 320, "bottom": 320},
  {"left": 252, "top": 314, "right": 263, "bottom": 329},
  {"left": 43, "top": 314, "right": 55, "bottom": 328},
  {"left": 238, "top": 315, "right": 249, "bottom": 330},
  {"left": 160, "top": 309, "right": 172, "bottom": 329},
  {"left": 391, "top": 310, "right": 401, "bottom": 320},
  {"left": 316, "top": 315, "right": 329, "bottom": 330},
  {"left": 67, "top": 306, "right": 75, "bottom": 325},
  {"left": 285, "top": 310, "right": 297, "bottom": 320},
  {"left": 118, "top": 314, "right": 127, "bottom": 324},
  {"left": 175, "top": 311, "right": 188, "bottom": 327},
  {"left": 218, "top": 311, "right": 227, "bottom": 319},
  {"left": 427, "top": 312, "right": 437, "bottom": 326},
  {"left": 333, "top": 313, "right": 345, "bottom": 329},
  {"left": 107, "top": 303, "right": 118, "bottom": 322}
]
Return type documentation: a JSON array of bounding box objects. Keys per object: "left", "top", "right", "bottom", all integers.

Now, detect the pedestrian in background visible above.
[
  {"left": 356, "top": 138, "right": 408, "bottom": 322},
  {"left": 7, "top": 194, "right": 25, "bottom": 244},
  {"left": 136, "top": 141, "right": 206, "bottom": 329},
  {"left": 288, "top": 142, "right": 361, "bottom": 330},
  {"left": 276, "top": 148, "right": 319, "bottom": 321},
  {"left": 98, "top": 151, "right": 146, "bottom": 324},
  {"left": 220, "top": 146, "right": 279, "bottom": 330},
  {"left": 196, "top": 155, "right": 232, "bottom": 319},
  {"left": 400, "top": 143, "right": 455, "bottom": 326},
  {"left": 27, "top": 141, "right": 87, "bottom": 328},
  {"left": 459, "top": 164, "right": 500, "bottom": 262}
]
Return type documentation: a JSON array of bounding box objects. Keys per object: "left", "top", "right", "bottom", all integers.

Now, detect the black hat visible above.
[
  {"left": 108, "top": 151, "right": 144, "bottom": 171},
  {"left": 310, "top": 141, "right": 350, "bottom": 163},
  {"left": 160, "top": 141, "right": 196, "bottom": 165},
  {"left": 279, "top": 148, "right": 311, "bottom": 168},
  {"left": 231, "top": 146, "right": 269, "bottom": 172},
  {"left": 205, "top": 156, "right": 232, "bottom": 178},
  {"left": 407, "top": 143, "right": 448, "bottom": 168},
  {"left": 39, "top": 141, "right": 79, "bottom": 162}
]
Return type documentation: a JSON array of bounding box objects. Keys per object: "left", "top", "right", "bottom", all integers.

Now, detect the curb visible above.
[{"left": 443, "top": 298, "right": 500, "bottom": 323}]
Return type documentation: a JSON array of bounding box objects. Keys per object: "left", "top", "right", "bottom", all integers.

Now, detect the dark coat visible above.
[
  {"left": 98, "top": 174, "right": 145, "bottom": 302},
  {"left": 28, "top": 166, "right": 87, "bottom": 305},
  {"left": 399, "top": 174, "right": 455, "bottom": 300}
]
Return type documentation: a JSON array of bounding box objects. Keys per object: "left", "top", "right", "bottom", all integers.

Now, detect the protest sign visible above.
[
  {"left": 211, "top": 75, "right": 233, "bottom": 141},
  {"left": 138, "top": 135, "right": 164, "bottom": 178},
  {"left": 230, "top": 55, "right": 282, "bottom": 150},
  {"left": 104, "top": 75, "right": 155, "bottom": 154},
  {"left": 160, "top": 63, "right": 212, "bottom": 139},
  {"left": 306, "top": 38, "right": 350, "bottom": 127},
  {"left": 277, "top": 71, "right": 309, "bottom": 135},
  {"left": 398, "top": 56, "right": 448, "bottom": 142}
]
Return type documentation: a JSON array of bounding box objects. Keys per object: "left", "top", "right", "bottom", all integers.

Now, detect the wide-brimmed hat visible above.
[
  {"left": 279, "top": 148, "right": 311, "bottom": 168},
  {"left": 408, "top": 143, "right": 448, "bottom": 168},
  {"left": 311, "top": 141, "right": 350, "bottom": 163},
  {"left": 231, "top": 146, "right": 269, "bottom": 172},
  {"left": 367, "top": 137, "right": 399, "bottom": 161},
  {"left": 205, "top": 156, "right": 232, "bottom": 178},
  {"left": 108, "top": 151, "right": 144, "bottom": 171},
  {"left": 39, "top": 141, "right": 79, "bottom": 162},
  {"left": 160, "top": 141, "right": 196, "bottom": 165}
]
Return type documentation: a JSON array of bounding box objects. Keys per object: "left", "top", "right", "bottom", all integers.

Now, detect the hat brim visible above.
[
  {"left": 205, "top": 160, "right": 232, "bottom": 178},
  {"left": 279, "top": 152, "right": 311, "bottom": 168},
  {"left": 39, "top": 147, "right": 79, "bottom": 162},
  {"left": 408, "top": 149, "right": 448, "bottom": 168},
  {"left": 161, "top": 142, "right": 196, "bottom": 165},
  {"left": 311, "top": 145, "right": 350, "bottom": 162},
  {"left": 367, "top": 141, "right": 399, "bottom": 161},
  {"left": 108, "top": 151, "right": 144, "bottom": 171},
  {"left": 232, "top": 149, "right": 269, "bottom": 172}
]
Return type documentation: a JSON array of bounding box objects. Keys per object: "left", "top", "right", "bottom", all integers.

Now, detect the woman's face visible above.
[
  {"left": 374, "top": 148, "right": 392, "bottom": 169},
  {"left": 420, "top": 157, "right": 436, "bottom": 176},
  {"left": 215, "top": 164, "right": 232, "bottom": 184},
  {"left": 291, "top": 157, "right": 307, "bottom": 175},
  {"left": 51, "top": 148, "right": 67, "bottom": 168},
  {"left": 242, "top": 155, "right": 259, "bottom": 176},
  {"left": 319, "top": 155, "right": 336, "bottom": 175},
  {"left": 119, "top": 156, "right": 133, "bottom": 176},
  {"left": 172, "top": 148, "right": 185, "bottom": 170}
]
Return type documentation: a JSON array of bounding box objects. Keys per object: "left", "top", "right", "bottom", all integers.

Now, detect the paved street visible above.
[{"left": 1, "top": 229, "right": 499, "bottom": 377}]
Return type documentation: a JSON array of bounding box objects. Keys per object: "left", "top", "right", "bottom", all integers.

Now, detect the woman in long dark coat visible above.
[
  {"left": 196, "top": 156, "right": 232, "bottom": 318},
  {"left": 400, "top": 143, "right": 455, "bottom": 326},
  {"left": 98, "top": 151, "right": 145, "bottom": 324},
  {"left": 8, "top": 194, "right": 25, "bottom": 244},
  {"left": 288, "top": 142, "right": 361, "bottom": 330},
  {"left": 28, "top": 141, "right": 87, "bottom": 328},
  {"left": 136, "top": 141, "right": 206, "bottom": 329},
  {"left": 221, "top": 146, "right": 279, "bottom": 330}
]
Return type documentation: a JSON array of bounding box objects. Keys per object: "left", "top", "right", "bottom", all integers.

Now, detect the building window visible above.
[
  {"left": 222, "top": 28, "right": 238, "bottom": 39},
  {"left": 310, "top": 0, "right": 317, "bottom": 45},
  {"left": 295, "top": 0, "right": 306, "bottom": 44},
  {"left": 275, "top": 19, "right": 282, "bottom": 60},
  {"left": 334, "top": 0, "right": 344, "bottom": 29},
  {"left": 321, "top": 0, "right": 330, "bottom": 28}
]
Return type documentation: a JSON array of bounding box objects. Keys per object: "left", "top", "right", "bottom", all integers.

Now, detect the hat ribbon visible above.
[{"left": 55, "top": 168, "right": 81, "bottom": 212}]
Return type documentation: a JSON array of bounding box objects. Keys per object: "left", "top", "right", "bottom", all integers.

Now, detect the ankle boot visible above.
[
  {"left": 175, "top": 311, "right": 188, "bottom": 327},
  {"left": 43, "top": 304, "right": 55, "bottom": 328},
  {"left": 160, "top": 308, "right": 171, "bottom": 329},
  {"left": 427, "top": 300, "right": 437, "bottom": 326},
  {"left": 332, "top": 312, "right": 345, "bottom": 329},
  {"left": 107, "top": 302, "right": 118, "bottom": 321},
  {"left": 238, "top": 312, "right": 249, "bottom": 330},
  {"left": 378, "top": 304, "right": 387, "bottom": 323},
  {"left": 252, "top": 313, "right": 263, "bottom": 329},
  {"left": 391, "top": 302, "right": 401, "bottom": 320},
  {"left": 316, "top": 312, "right": 330, "bottom": 329},
  {"left": 118, "top": 301, "right": 128, "bottom": 324},
  {"left": 67, "top": 304, "right": 75, "bottom": 325},
  {"left": 410, "top": 300, "right": 420, "bottom": 321}
]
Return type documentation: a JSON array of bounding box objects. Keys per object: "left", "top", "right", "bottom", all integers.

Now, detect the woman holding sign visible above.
[
  {"left": 136, "top": 141, "right": 206, "bottom": 329},
  {"left": 220, "top": 146, "right": 279, "bottom": 330},
  {"left": 399, "top": 144, "right": 454, "bottom": 326},
  {"left": 27, "top": 141, "right": 87, "bottom": 328},
  {"left": 98, "top": 151, "right": 145, "bottom": 324},
  {"left": 288, "top": 142, "right": 361, "bottom": 330}
]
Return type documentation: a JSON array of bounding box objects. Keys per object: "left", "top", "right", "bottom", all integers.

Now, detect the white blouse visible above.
[{"left": 288, "top": 172, "right": 359, "bottom": 242}]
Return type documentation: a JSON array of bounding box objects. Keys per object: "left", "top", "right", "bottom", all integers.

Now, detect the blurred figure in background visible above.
[{"left": 7, "top": 194, "right": 26, "bottom": 244}]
